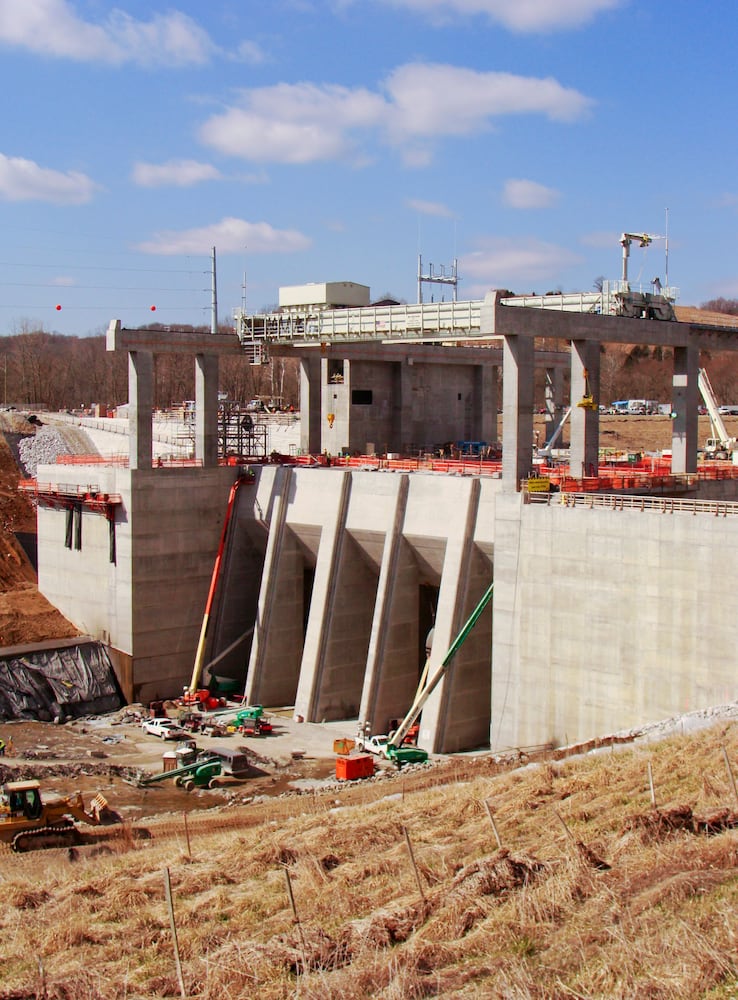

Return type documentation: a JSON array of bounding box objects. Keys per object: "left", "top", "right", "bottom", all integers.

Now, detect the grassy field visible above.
[{"left": 3, "top": 719, "right": 738, "bottom": 999}]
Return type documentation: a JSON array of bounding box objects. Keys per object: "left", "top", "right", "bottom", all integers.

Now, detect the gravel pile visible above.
[{"left": 18, "top": 426, "right": 75, "bottom": 476}]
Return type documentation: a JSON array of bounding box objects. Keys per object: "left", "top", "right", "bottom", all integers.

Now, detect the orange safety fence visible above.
[{"left": 56, "top": 454, "right": 129, "bottom": 465}]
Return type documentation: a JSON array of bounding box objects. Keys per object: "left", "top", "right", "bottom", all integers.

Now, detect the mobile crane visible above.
[
  {"left": 615, "top": 233, "right": 675, "bottom": 320},
  {"left": 358, "top": 581, "right": 494, "bottom": 765},
  {"left": 699, "top": 367, "right": 738, "bottom": 460}
]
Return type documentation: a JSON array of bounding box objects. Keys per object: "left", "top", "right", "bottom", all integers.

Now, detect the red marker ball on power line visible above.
[
  {"left": 56, "top": 304, "right": 62, "bottom": 311},
  {"left": 150, "top": 305, "right": 156, "bottom": 311}
]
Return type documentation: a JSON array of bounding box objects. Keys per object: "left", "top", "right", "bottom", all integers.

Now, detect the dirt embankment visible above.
[{"left": 0, "top": 417, "right": 79, "bottom": 646}]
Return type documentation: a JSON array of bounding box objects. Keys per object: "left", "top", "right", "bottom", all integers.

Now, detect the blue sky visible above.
[{"left": 0, "top": 0, "right": 735, "bottom": 336}]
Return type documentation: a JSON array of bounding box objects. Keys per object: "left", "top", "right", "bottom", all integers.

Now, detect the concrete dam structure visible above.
[{"left": 30, "top": 302, "right": 738, "bottom": 754}]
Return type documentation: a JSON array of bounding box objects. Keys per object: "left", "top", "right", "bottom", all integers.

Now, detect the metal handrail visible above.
[{"left": 528, "top": 491, "right": 738, "bottom": 516}]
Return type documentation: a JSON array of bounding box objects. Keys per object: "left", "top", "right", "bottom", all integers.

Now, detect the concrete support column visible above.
[
  {"left": 195, "top": 352, "right": 219, "bottom": 467},
  {"left": 569, "top": 341, "right": 600, "bottom": 478},
  {"left": 473, "top": 364, "right": 498, "bottom": 444},
  {"left": 360, "top": 475, "right": 411, "bottom": 730},
  {"left": 294, "top": 470, "right": 353, "bottom": 722},
  {"left": 544, "top": 367, "right": 565, "bottom": 446},
  {"left": 244, "top": 467, "right": 297, "bottom": 707},
  {"left": 502, "top": 335, "right": 535, "bottom": 490},
  {"left": 671, "top": 346, "right": 699, "bottom": 474},
  {"left": 128, "top": 350, "right": 153, "bottom": 470},
  {"left": 416, "top": 479, "right": 492, "bottom": 754},
  {"left": 299, "top": 355, "right": 322, "bottom": 455}
]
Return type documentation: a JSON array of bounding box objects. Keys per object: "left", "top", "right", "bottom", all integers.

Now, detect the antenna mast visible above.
[
  {"left": 664, "top": 208, "right": 670, "bottom": 290},
  {"left": 417, "top": 254, "right": 459, "bottom": 304}
]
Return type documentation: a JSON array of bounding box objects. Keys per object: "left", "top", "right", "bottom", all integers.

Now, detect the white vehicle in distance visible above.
[
  {"left": 356, "top": 733, "right": 390, "bottom": 758},
  {"left": 141, "top": 718, "right": 184, "bottom": 740}
]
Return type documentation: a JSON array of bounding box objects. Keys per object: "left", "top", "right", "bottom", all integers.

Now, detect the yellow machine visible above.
[{"left": 0, "top": 779, "right": 110, "bottom": 852}]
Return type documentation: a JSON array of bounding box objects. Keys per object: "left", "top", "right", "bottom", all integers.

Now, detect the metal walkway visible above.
[{"left": 236, "top": 299, "right": 484, "bottom": 347}]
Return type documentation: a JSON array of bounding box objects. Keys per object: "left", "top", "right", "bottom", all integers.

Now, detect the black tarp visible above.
[{"left": 0, "top": 641, "right": 123, "bottom": 721}]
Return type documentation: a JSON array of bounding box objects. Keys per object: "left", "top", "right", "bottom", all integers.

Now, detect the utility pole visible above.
[{"left": 211, "top": 246, "right": 218, "bottom": 335}]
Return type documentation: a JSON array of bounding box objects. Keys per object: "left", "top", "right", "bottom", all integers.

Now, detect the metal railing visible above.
[
  {"left": 527, "top": 491, "right": 738, "bottom": 517},
  {"left": 236, "top": 299, "right": 483, "bottom": 345}
]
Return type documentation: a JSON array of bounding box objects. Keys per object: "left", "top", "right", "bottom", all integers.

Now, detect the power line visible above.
[
  {"left": 0, "top": 282, "right": 209, "bottom": 292},
  {"left": 0, "top": 260, "right": 205, "bottom": 274}
]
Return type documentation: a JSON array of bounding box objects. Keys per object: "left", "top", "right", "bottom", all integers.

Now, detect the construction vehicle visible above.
[
  {"left": 232, "top": 705, "right": 273, "bottom": 735},
  {"left": 699, "top": 368, "right": 738, "bottom": 460},
  {"left": 359, "top": 581, "right": 495, "bottom": 767},
  {"left": 0, "top": 779, "right": 111, "bottom": 852},
  {"left": 356, "top": 733, "right": 428, "bottom": 765},
  {"left": 138, "top": 755, "right": 223, "bottom": 792}
]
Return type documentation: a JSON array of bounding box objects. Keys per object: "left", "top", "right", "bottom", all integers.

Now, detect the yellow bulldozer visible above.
[{"left": 0, "top": 779, "right": 111, "bottom": 852}]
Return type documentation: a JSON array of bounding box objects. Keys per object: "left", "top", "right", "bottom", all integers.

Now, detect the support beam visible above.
[
  {"left": 195, "top": 353, "right": 219, "bottom": 467},
  {"left": 502, "top": 334, "right": 534, "bottom": 490},
  {"left": 360, "top": 475, "right": 412, "bottom": 730},
  {"left": 299, "top": 355, "right": 322, "bottom": 455},
  {"left": 671, "top": 346, "right": 699, "bottom": 474},
  {"left": 128, "top": 350, "right": 153, "bottom": 470},
  {"left": 569, "top": 341, "right": 600, "bottom": 479},
  {"left": 294, "top": 470, "right": 353, "bottom": 722}
]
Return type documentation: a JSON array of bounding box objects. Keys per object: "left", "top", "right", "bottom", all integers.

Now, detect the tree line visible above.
[
  {"left": 2, "top": 303, "right": 738, "bottom": 414},
  {"left": 0, "top": 325, "right": 300, "bottom": 412}
]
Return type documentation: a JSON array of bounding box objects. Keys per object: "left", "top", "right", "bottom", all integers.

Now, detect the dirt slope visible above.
[
  {"left": 1, "top": 714, "right": 738, "bottom": 999},
  {"left": 0, "top": 421, "right": 79, "bottom": 645}
]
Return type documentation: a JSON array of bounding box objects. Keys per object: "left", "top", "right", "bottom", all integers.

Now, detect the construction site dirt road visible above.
[{"left": 0, "top": 707, "right": 368, "bottom": 829}]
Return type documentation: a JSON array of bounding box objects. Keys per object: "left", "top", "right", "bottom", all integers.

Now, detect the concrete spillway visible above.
[
  {"left": 34, "top": 458, "right": 738, "bottom": 754},
  {"left": 29, "top": 308, "right": 738, "bottom": 753}
]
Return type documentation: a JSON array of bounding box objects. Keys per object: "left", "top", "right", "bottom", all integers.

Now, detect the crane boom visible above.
[
  {"left": 389, "top": 581, "right": 494, "bottom": 749},
  {"left": 698, "top": 368, "right": 730, "bottom": 444}
]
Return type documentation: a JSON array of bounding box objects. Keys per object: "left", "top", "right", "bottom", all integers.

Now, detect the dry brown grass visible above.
[{"left": 3, "top": 723, "right": 738, "bottom": 999}]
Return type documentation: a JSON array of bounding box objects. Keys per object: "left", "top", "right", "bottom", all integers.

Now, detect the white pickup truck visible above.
[
  {"left": 356, "top": 732, "right": 429, "bottom": 766},
  {"left": 141, "top": 718, "right": 184, "bottom": 740},
  {"left": 356, "top": 733, "right": 391, "bottom": 757}
]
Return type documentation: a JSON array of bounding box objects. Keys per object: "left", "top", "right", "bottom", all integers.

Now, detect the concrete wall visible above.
[
  {"left": 492, "top": 493, "right": 738, "bottom": 751},
  {"left": 37, "top": 464, "right": 237, "bottom": 704},
  {"left": 321, "top": 358, "right": 496, "bottom": 457}
]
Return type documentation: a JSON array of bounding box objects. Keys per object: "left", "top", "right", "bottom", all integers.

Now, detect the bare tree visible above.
[{"left": 700, "top": 297, "right": 738, "bottom": 315}]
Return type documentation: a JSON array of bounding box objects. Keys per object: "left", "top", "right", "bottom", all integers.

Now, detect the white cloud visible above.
[
  {"left": 136, "top": 217, "right": 312, "bottom": 256},
  {"left": 385, "top": 64, "right": 592, "bottom": 136},
  {"left": 234, "top": 39, "right": 268, "bottom": 65},
  {"left": 503, "top": 179, "right": 559, "bottom": 209},
  {"left": 199, "top": 63, "right": 592, "bottom": 165},
  {"left": 379, "top": 0, "right": 623, "bottom": 32},
  {"left": 461, "top": 236, "right": 581, "bottom": 290},
  {"left": 407, "top": 198, "right": 455, "bottom": 217},
  {"left": 0, "top": 0, "right": 216, "bottom": 66},
  {"left": 0, "top": 153, "right": 98, "bottom": 203},
  {"left": 199, "top": 82, "right": 387, "bottom": 163},
  {"left": 132, "top": 160, "right": 221, "bottom": 188}
]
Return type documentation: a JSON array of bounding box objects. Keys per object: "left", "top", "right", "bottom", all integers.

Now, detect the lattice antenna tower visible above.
[{"left": 417, "top": 254, "right": 459, "bottom": 304}]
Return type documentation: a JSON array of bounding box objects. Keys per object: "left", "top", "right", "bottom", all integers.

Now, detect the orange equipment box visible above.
[{"left": 335, "top": 753, "right": 375, "bottom": 781}]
